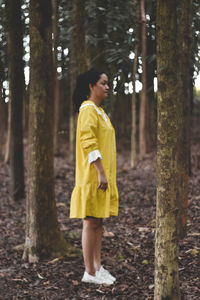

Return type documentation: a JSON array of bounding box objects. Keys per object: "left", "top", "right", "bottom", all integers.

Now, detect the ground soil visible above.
[{"left": 0, "top": 117, "right": 200, "bottom": 300}]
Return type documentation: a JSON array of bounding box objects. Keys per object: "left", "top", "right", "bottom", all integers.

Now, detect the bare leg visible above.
[
  {"left": 82, "top": 218, "right": 102, "bottom": 275},
  {"left": 94, "top": 219, "right": 103, "bottom": 271}
]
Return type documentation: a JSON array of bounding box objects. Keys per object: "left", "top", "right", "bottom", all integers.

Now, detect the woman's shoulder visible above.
[{"left": 79, "top": 100, "right": 102, "bottom": 116}]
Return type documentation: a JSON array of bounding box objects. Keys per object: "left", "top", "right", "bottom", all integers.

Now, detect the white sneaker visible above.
[
  {"left": 96, "top": 266, "right": 116, "bottom": 283},
  {"left": 81, "top": 271, "right": 112, "bottom": 285}
]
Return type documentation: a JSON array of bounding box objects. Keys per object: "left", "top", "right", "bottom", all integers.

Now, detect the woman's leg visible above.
[
  {"left": 82, "top": 218, "right": 102, "bottom": 275},
  {"left": 93, "top": 219, "right": 103, "bottom": 271}
]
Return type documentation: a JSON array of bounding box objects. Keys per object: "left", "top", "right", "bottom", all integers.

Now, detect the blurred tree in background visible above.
[{"left": 1, "top": 0, "right": 199, "bottom": 155}]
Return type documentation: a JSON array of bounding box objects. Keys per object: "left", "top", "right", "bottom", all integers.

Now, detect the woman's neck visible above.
[{"left": 87, "top": 97, "right": 101, "bottom": 107}]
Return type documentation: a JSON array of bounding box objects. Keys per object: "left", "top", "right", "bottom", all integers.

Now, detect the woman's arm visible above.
[{"left": 92, "top": 158, "right": 108, "bottom": 191}]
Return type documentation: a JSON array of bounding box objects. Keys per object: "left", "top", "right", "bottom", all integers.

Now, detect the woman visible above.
[{"left": 70, "top": 69, "right": 119, "bottom": 285}]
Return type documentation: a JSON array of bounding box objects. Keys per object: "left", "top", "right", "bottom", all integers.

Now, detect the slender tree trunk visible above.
[
  {"left": 139, "top": 0, "right": 149, "bottom": 159},
  {"left": 94, "top": 0, "right": 107, "bottom": 72},
  {"left": 0, "top": 82, "right": 6, "bottom": 158},
  {"left": 131, "top": 32, "right": 139, "bottom": 168},
  {"left": 6, "top": 0, "right": 25, "bottom": 200},
  {"left": 52, "top": 0, "right": 60, "bottom": 154},
  {"left": 23, "top": 0, "right": 67, "bottom": 262},
  {"left": 176, "top": 0, "right": 193, "bottom": 239},
  {"left": 147, "top": 33, "right": 156, "bottom": 147},
  {"left": 69, "top": 0, "right": 87, "bottom": 164},
  {"left": 154, "top": 0, "right": 181, "bottom": 299},
  {"left": 4, "top": 100, "right": 11, "bottom": 163}
]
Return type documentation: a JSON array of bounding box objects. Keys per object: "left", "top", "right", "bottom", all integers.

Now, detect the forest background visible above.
[{"left": 0, "top": 0, "right": 200, "bottom": 299}]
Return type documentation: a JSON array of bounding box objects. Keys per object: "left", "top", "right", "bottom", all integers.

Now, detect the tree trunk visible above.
[
  {"left": 4, "top": 100, "right": 11, "bottom": 164},
  {"left": 154, "top": 0, "right": 181, "bottom": 299},
  {"left": 0, "top": 81, "right": 7, "bottom": 158},
  {"left": 6, "top": 0, "right": 25, "bottom": 200},
  {"left": 139, "top": 0, "right": 150, "bottom": 159},
  {"left": 23, "top": 0, "right": 67, "bottom": 262},
  {"left": 69, "top": 0, "right": 87, "bottom": 164},
  {"left": 93, "top": 0, "right": 107, "bottom": 72},
  {"left": 131, "top": 38, "right": 139, "bottom": 168},
  {"left": 147, "top": 32, "right": 156, "bottom": 147},
  {"left": 176, "top": 0, "right": 193, "bottom": 239},
  {"left": 52, "top": 0, "right": 60, "bottom": 154}
]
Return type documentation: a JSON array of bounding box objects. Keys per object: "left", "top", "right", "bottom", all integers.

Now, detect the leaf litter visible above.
[{"left": 0, "top": 117, "right": 200, "bottom": 299}]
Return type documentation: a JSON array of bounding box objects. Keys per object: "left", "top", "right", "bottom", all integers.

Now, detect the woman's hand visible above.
[
  {"left": 97, "top": 170, "right": 108, "bottom": 191},
  {"left": 92, "top": 158, "right": 108, "bottom": 191}
]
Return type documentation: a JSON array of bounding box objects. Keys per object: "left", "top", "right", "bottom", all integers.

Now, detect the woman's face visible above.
[{"left": 90, "top": 73, "right": 109, "bottom": 101}]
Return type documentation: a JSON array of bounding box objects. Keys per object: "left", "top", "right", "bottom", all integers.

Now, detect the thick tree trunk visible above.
[
  {"left": 177, "top": 0, "right": 193, "bottom": 239},
  {"left": 139, "top": 0, "right": 150, "bottom": 159},
  {"left": 23, "top": 0, "right": 67, "bottom": 262},
  {"left": 69, "top": 0, "right": 87, "bottom": 164},
  {"left": 154, "top": 0, "right": 181, "bottom": 299},
  {"left": 6, "top": 0, "right": 25, "bottom": 200}
]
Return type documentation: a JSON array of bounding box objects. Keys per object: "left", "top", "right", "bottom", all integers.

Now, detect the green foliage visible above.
[{"left": 0, "top": 0, "right": 199, "bottom": 101}]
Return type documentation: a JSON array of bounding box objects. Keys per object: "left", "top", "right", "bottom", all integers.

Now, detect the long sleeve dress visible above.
[{"left": 70, "top": 100, "right": 119, "bottom": 218}]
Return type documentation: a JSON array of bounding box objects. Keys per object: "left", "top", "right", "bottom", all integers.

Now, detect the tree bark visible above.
[
  {"left": 23, "top": 0, "right": 67, "bottom": 262},
  {"left": 93, "top": 0, "right": 107, "bottom": 72},
  {"left": 6, "top": 0, "right": 25, "bottom": 200},
  {"left": 177, "top": 0, "right": 193, "bottom": 239},
  {"left": 131, "top": 6, "right": 140, "bottom": 168},
  {"left": 147, "top": 29, "right": 156, "bottom": 147},
  {"left": 0, "top": 81, "right": 7, "bottom": 158},
  {"left": 69, "top": 0, "right": 87, "bottom": 164},
  {"left": 139, "top": 0, "right": 150, "bottom": 159},
  {"left": 52, "top": 0, "right": 60, "bottom": 154},
  {"left": 154, "top": 0, "right": 181, "bottom": 299},
  {"left": 4, "top": 100, "right": 11, "bottom": 164}
]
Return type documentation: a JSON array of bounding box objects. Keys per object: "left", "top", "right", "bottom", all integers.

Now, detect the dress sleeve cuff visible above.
[{"left": 88, "top": 150, "right": 102, "bottom": 164}]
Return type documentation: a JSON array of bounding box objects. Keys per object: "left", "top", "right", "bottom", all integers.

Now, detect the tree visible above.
[
  {"left": 0, "top": 78, "right": 7, "bottom": 158},
  {"left": 177, "top": 0, "right": 193, "bottom": 238},
  {"left": 131, "top": 0, "right": 140, "bottom": 168},
  {"left": 154, "top": 0, "right": 181, "bottom": 299},
  {"left": 7, "top": 3, "right": 24, "bottom": 168},
  {"left": 52, "top": 0, "right": 60, "bottom": 153},
  {"left": 93, "top": 0, "right": 107, "bottom": 71},
  {"left": 23, "top": 0, "right": 67, "bottom": 262},
  {"left": 6, "top": 0, "right": 25, "bottom": 201},
  {"left": 69, "top": 0, "right": 87, "bottom": 163},
  {"left": 139, "top": 0, "right": 150, "bottom": 159}
]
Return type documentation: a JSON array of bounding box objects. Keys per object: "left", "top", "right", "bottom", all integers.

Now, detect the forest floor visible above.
[{"left": 0, "top": 116, "right": 200, "bottom": 300}]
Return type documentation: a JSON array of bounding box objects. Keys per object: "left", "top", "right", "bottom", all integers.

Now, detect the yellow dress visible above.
[{"left": 70, "top": 100, "right": 119, "bottom": 218}]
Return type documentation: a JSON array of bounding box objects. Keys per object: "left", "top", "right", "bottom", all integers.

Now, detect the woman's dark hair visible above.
[{"left": 73, "top": 69, "right": 105, "bottom": 112}]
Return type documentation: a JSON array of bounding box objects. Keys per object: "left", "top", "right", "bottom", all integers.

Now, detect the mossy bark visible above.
[
  {"left": 23, "top": 0, "right": 68, "bottom": 262},
  {"left": 6, "top": 0, "right": 25, "bottom": 200},
  {"left": 154, "top": 0, "right": 181, "bottom": 299},
  {"left": 176, "top": 0, "right": 193, "bottom": 239}
]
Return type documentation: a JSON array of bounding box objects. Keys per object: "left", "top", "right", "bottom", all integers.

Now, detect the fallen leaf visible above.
[
  {"left": 72, "top": 280, "right": 79, "bottom": 286},
  {"left": 142, "top": 260, "right": 149, "bottom": 265}
]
